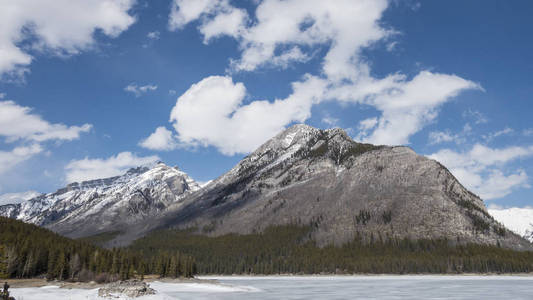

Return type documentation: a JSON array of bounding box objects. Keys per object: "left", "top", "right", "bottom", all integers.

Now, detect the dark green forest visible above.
[
  {"left": 130, "top": 225, "right": 533, "bottom": 274},
  {"left": 0, "top": 217, "right": 196, "bottom": 281},
  {"left": 3, "top": 216, "right": 533, "bottom": 279}
]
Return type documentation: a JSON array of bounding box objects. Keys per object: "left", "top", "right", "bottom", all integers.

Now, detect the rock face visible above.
[
  {"left": 1, "top": 124, "right": 531, "bottom": 250},
  {"left": 153, "top": 124, "right": 530, "bottom": 250},
  {"left": 0, "top": 162, "right": 200, "bottom": 240},
  {"left": 98, "top": 280, "right": 155, "bottom": 298}
]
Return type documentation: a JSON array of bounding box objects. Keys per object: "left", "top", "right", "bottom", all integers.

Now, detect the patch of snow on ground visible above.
[
  {"left": 150, "top": 281, "right": 261, "bottom": 293},
  {"left": 9, "top": 282, "right": 258, "bottom": 300}
]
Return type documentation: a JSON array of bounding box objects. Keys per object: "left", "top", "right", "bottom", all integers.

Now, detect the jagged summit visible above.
[
  {"left": 0, "top": 161, "right": 200, "bottom": 239},
  {"left": 155, "top": 124, "right": 531, "bottom": 251}
]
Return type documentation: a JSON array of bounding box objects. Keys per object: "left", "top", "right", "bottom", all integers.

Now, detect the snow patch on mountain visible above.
[
  {"left": 489, "top": 207, "right": 533, "bottom": 242},
  {"left": 0, "top": 162, "right": 201, "bottom": 239}
]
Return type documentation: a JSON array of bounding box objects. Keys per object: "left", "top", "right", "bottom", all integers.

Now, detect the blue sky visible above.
[{"left": 0, "top": 0, "right": 532, "bottom": 209}]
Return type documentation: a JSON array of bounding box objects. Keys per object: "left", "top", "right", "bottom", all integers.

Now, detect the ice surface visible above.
[{"left": 10, "top": 276, "right": 533, "bottom": 300}]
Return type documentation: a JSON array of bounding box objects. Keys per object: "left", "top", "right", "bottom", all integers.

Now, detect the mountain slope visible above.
[
  {"left": 141, "top": 124, "right": 530, "bottom": 250},
  {"left": 1, "top": 125, "right": 531, "bottom": 250},
  {"left": 0, "top": 162, "right": 200, "bottom": 240}
]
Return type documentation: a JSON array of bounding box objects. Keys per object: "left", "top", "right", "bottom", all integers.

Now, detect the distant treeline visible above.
[
  {"left": 130, "top": 225, "right": 533, "bottom": 274},
  {"left": 0, "top": 217, "right": 196, "bottom": 281}
]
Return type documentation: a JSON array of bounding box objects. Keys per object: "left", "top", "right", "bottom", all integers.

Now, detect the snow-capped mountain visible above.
[
  {"left": 1, "top": 124, "right": 531, "bottom": 250},
  {"left": 0, "top": 162, "right": 200, "bottom": 239},
  {"left": 489, "top": 207, "right": 533, "bottom": 242}
]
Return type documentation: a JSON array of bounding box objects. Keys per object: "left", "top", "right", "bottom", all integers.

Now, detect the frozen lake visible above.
[{"left": 10, "top": 275, "right": 533, "bottom": 299}]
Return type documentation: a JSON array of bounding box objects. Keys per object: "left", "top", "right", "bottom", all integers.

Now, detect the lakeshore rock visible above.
[{"left": 98, "top": 280, "right": 155, "bottom": 298}]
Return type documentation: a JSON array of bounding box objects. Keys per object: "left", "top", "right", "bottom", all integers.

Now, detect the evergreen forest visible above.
[
  {"left": 0, "top": 217, "right": 196, "bottom": 281},
  {"left": 130, "top": 224, "right": 533, "bottom": 274}
]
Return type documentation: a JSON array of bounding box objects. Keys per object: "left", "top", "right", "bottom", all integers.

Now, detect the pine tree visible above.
[{"left": 0, "top": 245, "right": 8, "bottom": 279}]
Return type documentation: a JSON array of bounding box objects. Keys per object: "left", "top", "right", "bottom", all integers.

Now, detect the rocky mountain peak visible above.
[{"left": 0, "top": 161, "right": 201, "bottom": 239}]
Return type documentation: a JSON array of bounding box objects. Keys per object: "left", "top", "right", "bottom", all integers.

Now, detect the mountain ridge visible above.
[
  {"left": 1, "top": 124, "right": 531, "bottom": 250},
  {"left": 0, "top": 162, "right": 200, "bottom": 240}
]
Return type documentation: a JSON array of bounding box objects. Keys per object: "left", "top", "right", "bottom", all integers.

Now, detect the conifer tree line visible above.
[
  {"left": 0, "top": 217, "right": 196, "bottom": 281},
  {"left": 130, "top": 225, "right": 533, "bottom": 275}
]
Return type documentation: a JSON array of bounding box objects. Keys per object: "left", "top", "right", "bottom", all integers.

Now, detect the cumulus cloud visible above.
[
  {"left": 0, "top": 144, "right": 43, "bottom": 175},
  {"left": 342, "top": 71, "right": 480, "bottom": 145},
  {"left": 169, "top": 0, "right": 248, "bottom": 42},
  {"left": 65, "top": 152, "right": 160, "bottom": 183},
  {"left": 163, "top": 0, "right": 480, "bottom": 153},
  {"left": 0, "top": 100, "right": 92, "bottom": 143},
  {"left": 170, "top": 0, "right": 389, "bottom": 77},
  {"left": 0, "top": 0, "right": 136, "bottom": 78},
  {"left": 124, "top": 83, "right": 158, "bottom": 97},
  {"left": 0, "top": 190, "right": 41, "bottom": 205},
  {"left": 0, "top": 100, "right": 92, "bottom": 174},
  {"left": 139, "top": 126, "right": 179, "bottom": 151},
  {"left": 168, "top": 75, "right": 326, "bottom": 155},
  {"left": 429, "top": 144, "right": 533, "bottom": 200}
]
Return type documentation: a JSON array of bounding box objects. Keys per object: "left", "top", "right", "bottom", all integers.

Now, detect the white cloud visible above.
[
  {"left": 164, "top": 1, "right": 479, "bottom": 152},
  {"left": 169, "top": 0, "right": 215, "bottom": 30},
  {"left": 482, "top": 127, "right": 514, "bottom": 142},
  {"left": 386, "top": 41, "right": 398, "bottom": 52},
  {"left": 0, "top": 190, "right": 41, "bottom": 205},
  {"left": 147, "top": 31, "right": 160, "bottom": 40},
  {"left": 65, "top": 152, "right": 160, "bottom": 183},
  {"left": 168, "top": 75, "right": 326, "bottom": 155},
  {"left": 199, "top": 7, "right": 248, "bottom": 43},
  {"left": 321, "top": 114, "right": 339, "bottom": 127},
  {"left": 429, "top": 131, "right": 456, "bottom": 145},
  {"left": 124, "top": 83, "right": 158, "bottom": 97},
  {"left": 332, "top": 71, "right": 480, "bottom": 145},
  {"left": 0, "top": 100, "right": 92, "bottom": 143},
  {"left": 463, "top": 109, "right": 488, "bottom": 124},
  {"left": 171, "top": 0, "right": 389, "bottom": 79},
  {"left": 429, "top": 144, "right": 533, "bottom": 200},
  {"left": 139, "top": 126, "right": 179, "bottom": 151},
  {"left": 522, "top": 128, "right": 533, "bottom": 137},
  {"left": 0, "top": 0, "right": 136, "bottom": 78},
  {"left": 0, "top": 144, "right": 43, "bottom": 175},
  {"left": 0, "top": 100, "right": 91, "bottom": 174}
]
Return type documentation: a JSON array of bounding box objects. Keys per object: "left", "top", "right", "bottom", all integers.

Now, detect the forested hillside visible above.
[
  {"left": 130, "top": 224, "right": 533, "bottom": 274},
  {"left": 0, "top": 217, "right": 196, "bottom": 280}
]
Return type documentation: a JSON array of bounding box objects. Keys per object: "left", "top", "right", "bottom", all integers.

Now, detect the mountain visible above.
[
  {"left": 489, "top": 207, "right": 533, "bottom": 242},
  {"left": 0, "top": 162, "right": 200, "bottom": 240},
  {"left": 146, "top": 124, "right": 529, "bottom": 250},
  {"left": 1, "top": 124, "right": 531, "bottom": 250}
]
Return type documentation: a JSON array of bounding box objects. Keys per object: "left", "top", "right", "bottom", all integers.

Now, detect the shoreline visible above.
[
  {"left": 5, "top": 273, "right": 533, "bottom": 289},
  {"left": 3, "top": 276, "right": 216, "bottom": 289}
]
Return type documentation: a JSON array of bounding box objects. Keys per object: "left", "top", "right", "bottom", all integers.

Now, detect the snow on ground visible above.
[
  {"left": 150, "top": 281, "right": 260, "bottom": 293},
  {"left": 9, "top": 281, "right": 257, "bottom": 300},
  {"left": 10, "top": 285, "right": 166, "bottom": 300}
]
